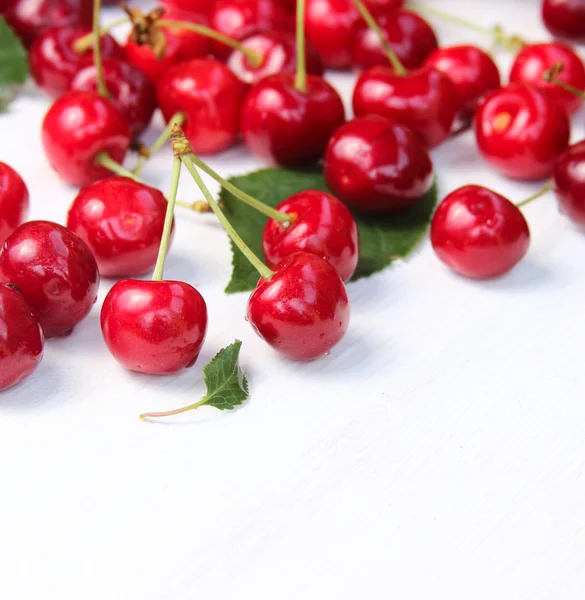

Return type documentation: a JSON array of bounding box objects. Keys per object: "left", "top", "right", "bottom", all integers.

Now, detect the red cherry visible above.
[
  {"left": 431, "top": 185, "right": 530, "bottom": 279},
  {"left": 542, "top": 0, "right": 585, "bottom": 43},
  {"left": 352, "top": 9, "right": 438, "bottom": 70},
  {"left": 552, "top": 140, "right": 585, "bottom": 228},
  {"left": 262, "top": 190, "right": 359, "bottom": 281},
  {"left": 67, "top": 177, "right": 170, "bottom": 278},
  {"left": 474, "top": 83, "right": 570, "bottom": 181},
  {"left": 69, "top": 58, "right": 157, "bottom": 139},
  {"left": 364, "top": 0, "right": 403, "bottom": 13},
  {"left": 0, "top": 162, "right": 29, "bottom": 246},
  {"left": 509, "top": 42, "right": 585, "bottom": 115},
  {"left": 29, "top": 25, "right": 124, "bottom": 98},
  {"left": 161, "top": 0, "right": 215, "bottom": 17},
  {"left": 247, "top": 252, "right": 350, "bottom": 360},
  {"left": 352, "top": 65, "right": 458, "bottom": 148},
  {"left": 41, "top": 91, "right": 131, "bottom": 187},
  {"left": 0, "top": 283, "right": 44, "bottom": 392},
  {"left": 324, "top": 115, "right": 434, "bottom": 213},
  {"left": 227, "top": 29, "right": 323, "bottom": 85},
  {"left": 0, "top": 221, "right": 99, "bottom": 337},
  {"left": 100, "top": 279, "right": 208, "bottom": 374}
]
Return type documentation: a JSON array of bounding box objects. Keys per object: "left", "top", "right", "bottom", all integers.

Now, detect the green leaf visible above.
[
  {"left": 0, "top": 16, "right": 28, "bottom": 113},
  {"left": 220, "top": 168, "right": 438, "bottom": 293}
]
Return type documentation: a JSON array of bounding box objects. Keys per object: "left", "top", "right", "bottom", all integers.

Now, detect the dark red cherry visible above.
[
  {"left": 364, "top": 0, "right": 402, "bottom": 13},
  {"left": 431, "top": 185, "right": 530, "bottom": 279},
  {"left": 474, "top": 83, "right": 570, "bottom": 181},
  {"left": 29, "top": 25, "right": 124, "bottom": 98},
  {"left": 41, "top": 91, "right": 131, "bottom": 186},
  {"left": 227, "top": 29, "right": 323, "bottom": 85},
  {"left": 240, "top": 72, "right": 345, "bottom": 167},
  {"left": 67, "top": 177, "right": 170, "bottom": 278},
  {"left": 0, "top": 162, "right": 29, "bottom": 246},
  {"left": 161, "top": 0, "right": 215, "bottom": 17},
  {"left": 324, "top": 115, "right": 434, "bottom": 213},
  {"left": 69, "top": 58, "right": 157, "bottom": 139},
  {"left": 0, "top": 221, "right": 99, "bottom": 337},
  {"left": 509, "top": 42, "right": 585, "bottom": 115},
  {"left": 247, "top": 252, "right": 350, "bottom": 361},
  {"left": 262, "top": 190, "right": 359, "bottom": 281},
  {"left": 352, "top": 65, "right": 458, "bottom": 148},
  {"left": 100, "top": 279, "right": 208, "bottom": 374},
  {"left": 542, "top": 0, "right": 585, "bottom": 43},
  {"left": 552, "top": 140, "right": 585, "bottom": 228},
  {"left": 352, "top": 9, "right": 438, "bottom": 70},
  {"left": 0, "top": 283, "right": 44, "bottom": 392}
]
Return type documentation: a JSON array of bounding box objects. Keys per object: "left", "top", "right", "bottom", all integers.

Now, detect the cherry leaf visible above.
[{"left": 0, "top": 16, "right": 28, "bottom": 113}]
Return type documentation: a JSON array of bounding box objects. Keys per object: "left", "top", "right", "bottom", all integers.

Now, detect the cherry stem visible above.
[
  {"left": 152, "top": 156, "right": 181, "bottom": 281},
  {"left": 543, "top": 62, "right": 585, "bottom": 98},
  {"left": 73, "top": 16, "right": 128, "bottom": 53},
  {"left": 92, "top": 0, "right": 108, "bottom": 97},
  {"left": 140, "top": 396, "right": 208, "bottom": 420},
  {"left": 516, "top": 181, "right": 553, "bottom": 208},
  {"left": 294, "top": 0, "right": 308, "bottom": 92},
  {"left": 353, "top": 0, "right": 406, "bottom": 75}
]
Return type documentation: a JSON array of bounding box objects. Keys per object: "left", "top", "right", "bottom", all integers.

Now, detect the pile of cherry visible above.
[{"left": 2, "top": 0, "right": 585, "bottom": 401}]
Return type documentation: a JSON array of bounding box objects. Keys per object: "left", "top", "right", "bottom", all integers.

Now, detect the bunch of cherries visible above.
[{"left": 2, "top": 0, "right": 585, "bottom": 399}]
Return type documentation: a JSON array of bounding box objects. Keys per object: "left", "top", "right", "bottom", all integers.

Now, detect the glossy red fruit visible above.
[
  {"left": 262, "top": 190, "right": 359, "bottom": 281},
  {"left": 100, "top": 279, "right": 208, "bottom": 374},
  {"left": 29, "top": 25, "right": 124, "bottom": 97},
  {"left": 227, "top": 30, "right": 323, "bottom": 85},
  {"left": 161, "top": 0, "right": 214, "bottom": 17},
  {"left": 352, "top": 65, "right": 458, "bottom": 148},
  {"left": 542, "top": 0, "right": 585, "bottom": 43},
  {"left": 241, "top": 73, "right": 345, "bottom": 166},
  {"left": 69, "top": 59, "right": 157, "bottom": 139},
  {"left": 247, "top": 252, "right": 350, "bottom": 360},
  {"left": 41, "top": 91, "right": 131, "bottom": 186},
  {"left": 0, "top": 163, "right": 29, "bottom": 246},
  {"left": 431, "top": 185, "right": 530, "bottom": 279},
  {"left": 0, "top": 221, "right": 99, "bottom": 337},
  {"left": 509, "top": 42, "right": 585, "bottom": 115},
  {"left": 352, "top": 9, "right": 438, "bottom": 70},
  {"left": 552, "top": 140, "right": 585, "bottom": 227},
  {"left": 365, "top": 0, "right": 402, "bottom": 12},
  {"left": 474, "top": 83, "right": 570, "bottom": 181},
  {"left": 0, "top": 283, "right": 44, "bottom": 392},
  {"left": 324, "top": 115, "right": 434, "bottom": 213},
  {"left": 67, "top": 177, "right": 169, "bottom": 277}
]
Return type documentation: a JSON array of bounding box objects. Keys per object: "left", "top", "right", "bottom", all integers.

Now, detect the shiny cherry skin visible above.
[
  {"left": 247, "top": 252, "right": 350, "bottom": 361},
  {"left": 227, "top": 30, "right": 323, "bottom": 85},
  {"left": 41, "top": 91, "right": 131, "bottom": 187},
  {"left": 29, "top": 25, "right": 123, "bottom": 98},
  {"left": 542, "top": 0, "right": 585, "bottom": 43},
  {"left": 0, "top": 283, "right": 44, "bottom": 392},
  {"left": 324, "top": 115, "right": 434, "bottom": 213},
  {"left": 69, "top": 59, "right": 157, "bottom": 139},
  {"left": 474, "top": 83, "right": 570, "bottom": 181},
  {"left": 352, "top": 65, "right": 458, "bottom": 149},
  {"left": 509, "top": 42, "right": 585, "bottom": 115},
  {"left": 241, "top": 73, "right": 345, "bottom": 167},
  {"left": 67, "top": 177, "right": 170, "bottom": 278},
  {"left": 352, "top": 9, "right": 438, "bottom": 71},
  {"left": 424, "top": 44, "right": 500, "bottom": 122},
  {"left": 0, "top": 221, "right": 99, "bottom": 337},
  {"left": 552, "top": 140, "right": 585, "bottom": 228},
  {"left": 161, "top": 0, "right": 214, "bottom": 17},
  {"left": 262, "top": 190, "right": 359, "bottom": 281},
  {"left": 100, "top": 279, "right": 208, "bottom": 374},
  {"left": 0, "top": 163, "right": 29, "bottom": 246},
  {"left": 431, "top": 185, "right": 530, "bottom": 279}
]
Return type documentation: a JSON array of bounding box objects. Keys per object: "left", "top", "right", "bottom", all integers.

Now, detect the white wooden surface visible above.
[{"left": 1, "top": 1, "right": 585, "bottom": 598}]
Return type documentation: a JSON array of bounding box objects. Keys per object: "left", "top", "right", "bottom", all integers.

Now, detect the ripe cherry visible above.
[
  {"left": 364, "top": 0, "right": 402, "bottom": 13},
  {"left": 67, "top": 177, "right": 170, "bottom": 278},
  {"left": 0, "top": 221, "right": 99, "bottom": 337},
  {"left": 41, "top": 91, "right": 131, "bottom": 186},
  {"left": 474, "top": 83, "right": 570, "bottom": 181},
  {"left": 324, "top": 115, "right": 434, "bottom": 213},
  {"left": 0, "top": 283, "right": 44, "bottom": 392},
  {"left": 542, "top": 0, "right": 585, "bottom": 43},
  {"left": 552, "top": 140, "right": 585, "bottom": 228},
  {"left": 161, "top": 0, "right": 215, "bottom": 17},
  {"left": 0, "top": 163, "right": 29, "bottom": 246},
  {"left": 262, "top": 190, "right": 359, "bottom": 282},
  {"left": 431, "top": 185, "right": 530, "bottom": 279}
]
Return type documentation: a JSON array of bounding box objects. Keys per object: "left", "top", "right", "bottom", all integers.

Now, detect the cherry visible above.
[
  {"left": 29, "top": 25, "right": 124, "bottom": 98},
  {"left": 0, "top": 163, "right": 29, "bottom": 247},
  {"left": 262, "top": 190, "right": 359, "bottom": 282},
  {"left": 364, "top": 0, "right": 403, "bottom": 13},
  {"left": 474, "top": 83, "right": 570, "bottom": 181},
  {"left": 0, "top": 283, "right": 44, "bottom": 392},
  {"left": 509, "top": 42, "right": 585, "bottom": 115},
  {"left": 552, "top": 140, "right": 585, "bottom": 228},
  {"left": 324, "top": 115, "right": 434, "bottom": 213},
  {"left": 41, "top": 91, "right": 131, "bottom": 186},
  {"left": 67, "top": 177, "right": 169, "bottom": 278},
  {"left": 431, "top": 185, "right": 530, "bottom": 279},
  {"left": 161, "top": 0, "right": 215, "bottom": 17},
  {"left": 352, "top": 9, "right": 438, "bottom": 70},
  {"left": 0, "top": 221, "right": 99, "bottom": 337},
  {"left": 542, "top": 0, "right": 585, "bottom": 43}
]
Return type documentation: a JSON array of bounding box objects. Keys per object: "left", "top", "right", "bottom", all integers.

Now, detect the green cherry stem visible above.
[
  {"left": 516, "top": 181, "right": 553, "bottom": 208},
  {"left": 294, "top": 0, "right": 308, "bottom": 92},
  {"left": 140, "top": 396, "right": 208, "bottom": 420},
  {"left": 73, "top": 16, "right": 129, "bottom": 53},
  {"left": 92, "top": 0, "right": 108, "bottom": 97},
  {"left": 543, "top": 62, "right": 585, "bottom": 97}
]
